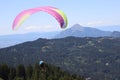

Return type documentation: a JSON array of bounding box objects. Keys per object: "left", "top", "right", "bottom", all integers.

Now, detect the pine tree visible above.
[
  {"left": 16, "top": 64, "right": 26, "bottom": 80},
  {"left": 34, "top": 69, "right": 39, "bottom": 80},
  {"left": 26, "top": 65, "right": 33, "bottom": 80},
  {"left": 8, "top": 67, "right": 16, "bottom": 80},
  {"left": 0, "top": 64, "right": 9, "bottom": 80},
  {"left": 32, "top": 63, "right": 39, "bottom": 80}
]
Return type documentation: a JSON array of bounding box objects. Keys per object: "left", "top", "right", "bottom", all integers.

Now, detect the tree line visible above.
[{"left": 0, "top": 63, "right": 84, "bottom": 80}]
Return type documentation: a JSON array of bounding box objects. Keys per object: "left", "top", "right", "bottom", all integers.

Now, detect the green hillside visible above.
[{"left": 0, "top": 37, "right": 120, "bottom": 80}]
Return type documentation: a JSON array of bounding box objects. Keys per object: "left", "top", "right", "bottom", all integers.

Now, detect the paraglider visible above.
[
  {"left": 12, "top": 6, "right": 68, "bottom": 30},
  {"left": 39, "top": 61, "right": 44, "bottom": 65}
]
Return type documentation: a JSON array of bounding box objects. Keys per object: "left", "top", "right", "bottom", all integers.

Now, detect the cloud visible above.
[
  {"left": 24, "top": 25, "right": 60, "bottom": 32},
  {"left": 25, "top": 25, "right": 51, "bottom": 30},
  {"left": 86, "top": 21, "right": 105, "bottom": 26},
  {"left": 25, "top": 26, "right": 38, "bottom": 30}
]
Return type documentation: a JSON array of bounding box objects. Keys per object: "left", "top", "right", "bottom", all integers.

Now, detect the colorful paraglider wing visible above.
[
  {"left": 12, "top": 6, "right": 68, "bottom": 30},
  {"left": 45, "top": 6, "right": 68, "bottom": 28}
]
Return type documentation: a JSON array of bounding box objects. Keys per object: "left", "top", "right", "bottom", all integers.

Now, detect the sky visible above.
[{"left": 0, "top": 0, "right": 120, "bottom": 35}]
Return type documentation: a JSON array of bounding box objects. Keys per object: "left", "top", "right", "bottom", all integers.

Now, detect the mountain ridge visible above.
[
  {"left": 0, "top": 37, "right": 120, "bottom": 80},
  {"left": 0, "top": 31, "right": 59, "bottom": 48},
  {"left": 55, "top": 24, "right": 118, "bottom": 38},
  {"left": 0, "top": 24, "right": 120, "bottom": 48}
]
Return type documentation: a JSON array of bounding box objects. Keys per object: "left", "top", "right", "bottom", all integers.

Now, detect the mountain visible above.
[
  {"left": 0, "top": 37, "right": 120, "bottom": 80},
  {"left": 94, "top": 25, "right": 120, "bottom": 32},
  {"left": 55, "top": 24, "right": 111, "bottom": 38},
  {"left": 0, "top": 31, "right": 60, "bottom": 48},
  {"left": 111, "top": 31, "right": 120, "bottom": 37},
  {"left": 1, "top": 24, "right": 120, "bottom": 48}
]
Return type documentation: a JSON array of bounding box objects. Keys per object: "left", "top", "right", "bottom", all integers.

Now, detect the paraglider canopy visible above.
[{"left": 12, "top": 6, "right": 68, "bottom": 30}]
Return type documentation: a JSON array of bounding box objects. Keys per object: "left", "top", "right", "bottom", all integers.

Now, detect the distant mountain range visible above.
[
  {"left": 0, "top": 32, "right": 59, "bottom": 48},
  {"left": 55, "top": 24, "right": 120, "bottom": 38},
  {"left": 111, "top": 31, "right": 120, "bottom": 37},
  {"left": 56, "top": 24, "right": 108, "bottom": 38},
  {"left": 94, "top": 25, "right": 120, "bottom": 31},
  {"left": 0, "top": 37, "right": 120, "bottom": 80},
  {"left": 0, "top": 24, "right": 120, "bottom": 48}
]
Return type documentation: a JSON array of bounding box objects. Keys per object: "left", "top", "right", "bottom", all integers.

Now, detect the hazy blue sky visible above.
[{"left": 0, "top": 0, "right": 120, "bottom": 35}]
